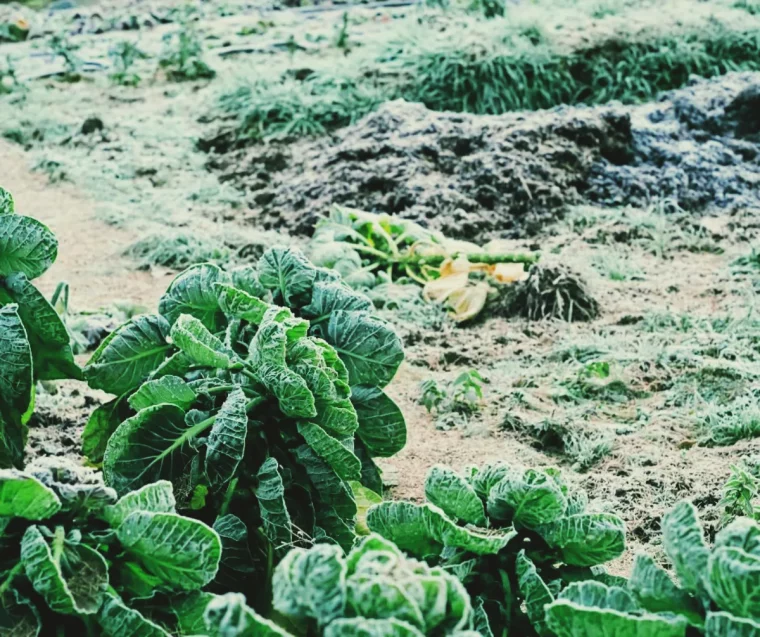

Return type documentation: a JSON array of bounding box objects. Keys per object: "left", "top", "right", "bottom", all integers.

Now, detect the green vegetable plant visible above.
[
  {"left": 366, "top": 463, "right": 626, "bottom": 636},
  {"left": 0, "top": 459, "right": 222, "bottom": 634},
  {"left": 109, "top": 41, "right": 149, "bottom": 87},
  {"left": 83, "top": 246, "right": 406, "bottom": 612},
  {"left": 0, "top": 186, "right": 81, "bottom": 469},
  {"left": 421, "top": 370, "right": 486, "bottom": 416},
  {"left": 544, "top": 500, "right": 760, "bottom": 636},
  {"left": 159, "top": 15, "right": 215, "bottom": 82}
]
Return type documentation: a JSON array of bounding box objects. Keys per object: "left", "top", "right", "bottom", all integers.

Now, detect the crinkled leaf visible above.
[
  {"left": 350, "top": 481, "right": 382, "bottom": 535},
  {"left": 0, "top": 187, "right": 14, "bottom": 215},
  {"left": 0, "top": 215, "right": 57, "bottom": 279},
  {"left": 346, "top": 579, "right": 424, "bottom": 629},
  {"left": 272, "top": 544, "right": 346, "bottom": 626},
  {"left": 516, "top": 551, "right": 554, "bottom": 636},
  {"left": 3, "top": 273, "right": 81, "bottom": 381},
  {"left": 128, "top": 375, "right": 197, "bottom": 412},
  {"left": 103, "top": 480, "right": 176, "bottom": 527},
  {"left": 662, "top": 501, "right": 710, "bottom": 594},
  {"left": 150, "top": 351, "right": 193, "bottom": 380},
  {"left": 301, "top": 281, "right": 373, "bottom": 322},
  {"left": 708, "top": 546, "right": 760, "bottom": 619},
  {"left": 715, "top": 518, "right": 760, "bottom": 557},
  {"left": 425, "top": 465, "right": 486, "bottom": 527},
  {"left": 205, "top": 389, "right": 248, "bottom": 488},
  {"left": 255, "top": 457, "right": 293, "bottom": 550},
  {"left": 487, "top": 469, "right": 567, "bottom": 529},
  {"left": 0, "top": 469, "right": 61, "bottom": 519},
  {"left": 82, "top": 395, "right": 128, "bottom": 465},
  {"left": 558, "top": 581, "right": 638, "bottom": 612},
  {"left": 258, "top": 247, "right": 317, "bottom": 306},
  {"left": 0, "top": 305, "right": 33, "bottom": 469},
  {"left": 628, "top": 554, "right": 703, "bottom": 626},
  {"left": 212, "top": 514, "right": 256, "bottom": 590},
  {"left": 230, "top": 264, "right": 266, "bottom": 298},
  {"left": 322, "top": 311, "right": 403, "bottom": 388},
  {"left": 537, "top": 513, "right": 626, "bottom": 567},
  {"left": 117, "top": 510, "right": 221, "bottom": 590},
  {"left": 21, "top": 526, "right": 108, "bottom": 616},
  {"left": 98, "top": 593, "right": 169, "bottom": 636},
  {"left": 469, "top": 462, "right": 510, "bottom": 501},
  {"left": 203, "top": 592, "right": 293, "bottom": 636},
  {"left": 367, "top": 501, "right": 513, "bottom": 559},
  {"left": 84, "top": 314, "right": 171, "bottom": 395},
  {"left": 706, "top": 612, "right": 760, "bottom": 637},
  {"left": 298, "top": 422, "right": 361, "bottom": 482},
  {"left": 170, "top": 314, "right": 234, "bottom": 369},
  {"left": 103, "top": 403, "right": 197, "bottom": 496},
  {"left": 326, "top": 618, "right": 424, "bottom": 637},
  {"left": 159, "top": 263, "right": 229, "bottom": 330},
  {"left": 215, "top": 283, "right": 272, "bottom": 324},
  {"left": 351, "top": 386, "right": 406, "bottom": 458}
]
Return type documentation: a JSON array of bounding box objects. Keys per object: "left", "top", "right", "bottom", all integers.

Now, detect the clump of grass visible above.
[
  {"left": 501, "top": 262, "right": 600, "bottom": 322},
  {"left": 592, "top": 250, "right": 644, "bottom": 281},
  {"left": 671, "top": 365, "right": 749, "bottom": 407},
  {"left": 700, "top": 395, "right": 760, "bottom": 446},
  {"left": 124, "top": 231, "right": 230, "bottom": 270},
  {"left": 554, "top": 361, "right": 647, "bottom": 404},
  {"left": 222, "top": 75, "right": 383, "bottom": 141},
  {"left": 109, "top": 41, "right": 149, "bottom": 87},
  {"left": 159, "top": 16, "right": 215, "bottom": 82}
]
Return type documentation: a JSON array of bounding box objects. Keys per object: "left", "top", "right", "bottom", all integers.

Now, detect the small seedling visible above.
[
  {"left": 49, "top": 33, "right": 83, "bottom": 82},
  {"left": 334, "top": 12, "right": 351, "bottom": 52},
  {"left": 719, "top": 463, "right": 760, "bottom": 527},
  {"left": 420, "top": 369, "right": 486, "bottom": 417},
  {"left": 109, "top": 41, "right": 149, "bottom": 87},
  {"left": 159, "top": 15, "right": 215, "bottom": 82}
]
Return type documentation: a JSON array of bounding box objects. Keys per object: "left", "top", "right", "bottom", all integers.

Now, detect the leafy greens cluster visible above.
[
  {"left": 367, "top": 463, "right": 626, "bottom": 636},
  {"left": 0, "top": 186, "right": 81, "bottom": 470},
  {"left": 82, "top": 247, "right": 406, "bottom": 609},
  {"left": 0, "top": 460, "right": 221, "bottom": 634},
  {"left": 545, "top": 500, "right": 760, "bottom": 636}
]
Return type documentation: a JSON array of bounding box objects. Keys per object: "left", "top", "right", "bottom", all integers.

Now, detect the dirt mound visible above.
[{"left": 206, "top": 72, "right": 760, "bottom": 242}]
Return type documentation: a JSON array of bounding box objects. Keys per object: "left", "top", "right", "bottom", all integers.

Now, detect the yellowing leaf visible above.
[
  {"left": 447, "top": 282, "right": 490, "bottom": 322},
  {"left": 490, "top": 263, "right": 528, "bottom": 283}
]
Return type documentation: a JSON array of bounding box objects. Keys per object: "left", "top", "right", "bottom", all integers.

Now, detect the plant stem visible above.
[
  {"left": 52, "top": 526, "right": 65, "bottom": 564},
  {"left": 0, "top": 562, "right": 23, "bottom": 596},
  {"left": 219, "top": 477, "right": 238, "bottom": 517},
  {"left": 415, "top": 252, "right": 540, "bottom": 267}
]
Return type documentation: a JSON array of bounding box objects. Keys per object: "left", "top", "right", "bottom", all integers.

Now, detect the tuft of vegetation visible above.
[
  {"left": 49, "top": 33, "right": 84, "bottom": 82},
  {"left": 700, "top": 394, "right": 760, "bottom": 446},
  {"left": 108, "top": 41, "right": 149, "bottom": 87},
  {"left": 420, "top": 369, "right": 486, "bottom": 417},
  {"left": 123, "top": 230, "right": 231, "bottom": 270},
  {"left": 159, "top": 17, "right": 215, "bottom": 82},
  {"left": 368, "top": 463, "right": 626, "bottom": 635},
  {"left": 719, "top": 463, "right": 760, "bottom": 527}
]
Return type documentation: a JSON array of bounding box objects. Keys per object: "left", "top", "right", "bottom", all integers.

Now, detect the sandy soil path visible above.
[{"left": 1, "top": 139, "right": 170, "bottom": 310}]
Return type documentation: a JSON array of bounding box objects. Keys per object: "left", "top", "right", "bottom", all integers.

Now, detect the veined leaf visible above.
[
  {"left": 0, "top": 214, "right": 57, "bottom": 279},
  {"left": 323, "top": 311, "right": 403, "bottom": 388},
  {"left": 82, "top": 395, "right": 128, "bottom": 465},
  {"left": 515, "top": 551, "right": 554, "bottom": 636},
  {"left": 0, "top": 187, "right": 14, "bottom": 214},
  {"left": 298, "top": 422, "right": 361, "bottom": 482},
  {"left": 255, "top": 457, "right": 293, "bottom": 550},
  {"left": 366, "top": 501, "right": 513, "bottom": 558},
  {"left": 230, "top": 264, "right": 267, "bottom": 298},
  {"left": 103, "top": 403, "right": 198, "bottom": 496},
  {"left": 715, "top": 518, "right": 760, "bottom": 557},
  {"left": 258, "top": 247, "right": 317, "bottom": 306},
  {"left": 487, "top": 469, "right": 567, "bottom": 529},
  {"left": 128, "top": 375, "right": 197, "bottom": 412},
  {"left": 216, "top": 283, "right": 272, "bottom": 324},
  {"left": 98, "top": 593, "right": 170, "bottom": 637},
  {"left": 21, "top": 526, "right": 108, "bottom": 616},
  {"left": 0, "top": 305, "right": 33, "bottom": 469},
  {"left": 469, "top": 462, "right": 510, "bottom": 501},
  {"left": 0, "top": 589, "right": 41, "bottom": 636},
  {"left": 350, "top": 481, "right": 382, "bottom": 535},
  {"left": 537, "top": 513, "right": 625, "bottom": 567},
  {"left": 213, "top": 514, "right": 256, "bottom": 588},
  {"left": 203, "top": 592, "right": 293, "bottom": 636},
  {"left": 103, "top": 480, "right": 176, "bottom": 527},
  {"left": 558, "top": 581, "right": 638, "bottom": 612},
  {"left": 272, "top": 544, "right": 347, "bottom": 626},
  {"left": 170, "top": 314, "right": 234, "bottom": 369},
  {"left": 708, "top": 547, "right": 760, "bottom": 619},
  {"left": 705, "top": 612, "right": 760, "bottom": 637},
  {"left": 301, "top": 281, "right": 373, "bottom": 323},
  {"left": 150, "top": 351, "right": 193, "bottom": 380},
  {"left": 662, "top": 501, "right": 710, "bottom": 595},
  {"left": 351, "top": 386, "right": 406, "bottom": 458},
  {"left": 425, "top": 465, "right": 486, "bottom": 527},
  {"left": 117, "top": 511, "right": 221, "bottom": 590},
  {"left": 159, "top": 263, "right": 229, "bottom": 330},
  {"left": 325, "top": 618, "right": 424, "bottom": 637},
  {"left": 205, "top": 389, "right": 248, "bottom": 488},
  {"left": 628, "top": 554, "right": 703, "bottom": 626},
  {"left": 3, "top": 273, "right": 81, "bottom": 381},
  {"left": 84, "top": 314, "right": 171, "bottom": 395},
  {"left": 0, "top": 469, "right": 61, "bottom": 519}
]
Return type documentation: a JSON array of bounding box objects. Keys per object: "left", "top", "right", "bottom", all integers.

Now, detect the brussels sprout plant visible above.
[
  {"left": 83, "top": 246, "right": 406, "bottom": 610},
  {"left": 367, "top": 463, "right": 627, "bottom": 636}
]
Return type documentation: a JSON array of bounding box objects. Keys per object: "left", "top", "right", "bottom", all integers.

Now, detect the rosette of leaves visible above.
[
  {"left": 545, "top": 500, "right": 760, "bottom": 636},
  {"left": 0, "top": 459, "right": 222, "bottom": 635},
  {"left": 83, "top": 247, "right": 405, "bottom": 610},
  {"left": 0, "top": 186, "right": 81, "bottom": 469},
  {"left": 366, "top": 463, "right": 626, "bottom": 636},
  {"left": 256, "top": 533, "right": 480, "bottom": 636}
]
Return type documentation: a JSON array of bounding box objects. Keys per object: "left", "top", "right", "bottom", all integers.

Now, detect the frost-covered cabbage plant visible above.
[
  {"left": 0, "top": 460, "right": 221, "bottom": 634},
  {"left": 367, "top": 463, "right": 627, "bottom": 636},
  {"left": 259, "top": 533, "right": 482, "bottom": 636},
  {"left": 82, "top": 247, "right": 405, "bottom": 609},
  {"left": 0, "top": 186, "right": 81, "bottom": 469},
  {"left": 545, "top": 500, "right": 760, "bottom": 637}
]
